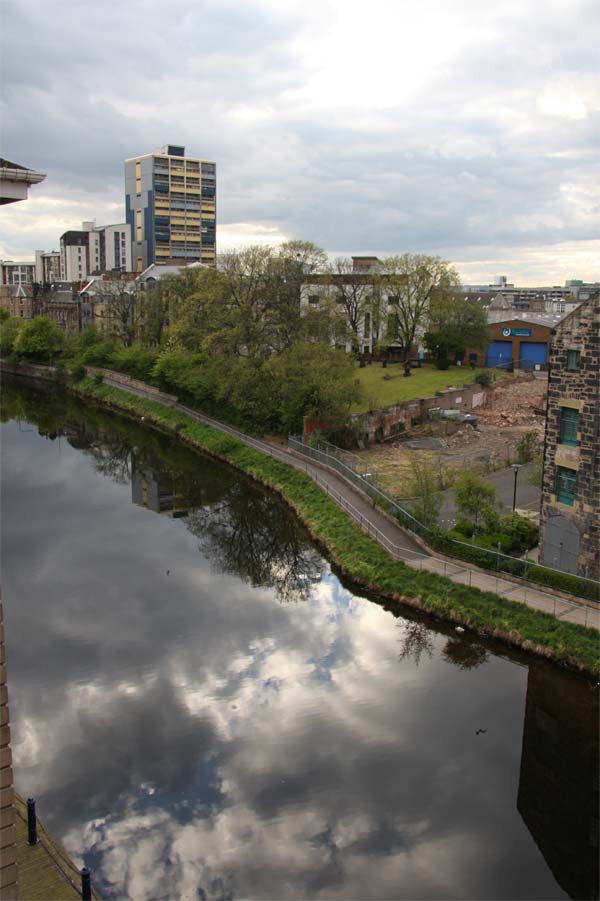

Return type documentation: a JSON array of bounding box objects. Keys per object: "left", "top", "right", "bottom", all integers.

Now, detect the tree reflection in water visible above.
[
  {"left": 442, "top": 638, "right": 488, "bottom": 670},
  {"left": 1, "top": 380, "right": 324, "bottom": 604},
  {"left": 396, "top": 620, "right": 435, "bottom": 666}
]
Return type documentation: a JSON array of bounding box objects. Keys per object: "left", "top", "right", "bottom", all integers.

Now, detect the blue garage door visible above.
[
  {"left": 486, "top": 340, "right": 512, "bottom": 368},
  {"left": 519, "top": 341, "right": 547, "bottom": 369}
]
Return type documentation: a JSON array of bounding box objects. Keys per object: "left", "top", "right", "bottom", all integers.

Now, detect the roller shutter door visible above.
[
  {"left": 519, "top": 341, "right": 547, "bottom": 369},
  {"left": 486, "top": 340, "right": 512, "bottom": 368}
]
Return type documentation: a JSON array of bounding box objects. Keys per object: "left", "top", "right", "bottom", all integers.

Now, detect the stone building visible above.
[{"left": 539, "top": 293, "right": 599, "bottom": 580}]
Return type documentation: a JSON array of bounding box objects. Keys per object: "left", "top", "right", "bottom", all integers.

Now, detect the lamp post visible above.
[{"left": 512, "top": 463, "right": 521, "bottom": 512}]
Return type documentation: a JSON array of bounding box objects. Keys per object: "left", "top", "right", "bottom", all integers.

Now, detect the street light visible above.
[{"left": 511, "top": 463, "right": 521, "bottom": 511}]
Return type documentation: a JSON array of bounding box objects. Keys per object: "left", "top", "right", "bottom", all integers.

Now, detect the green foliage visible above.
[
  {"left": 517, "top": 430, "right": 541, "bottom": 464},
  {"left": 71, "top": 363, "right": 86, "bottom": 382},
  {"left": 0, "top": 315, "right": 24, "bottom": 353},
  {"left": 475, "top": 370, "right": 494, "bottom": 388},
  {"left": 13, "top": 317, "right": 64, "bottom": 362},
  {"left": 0, "top": 308, "right": 10, "bottom": 321},
  {"left": 110, "top": 344, "right": 159, "bottom": 382},
  {"left": 527, "top": 453, "right": 544, "bottom": 488},
  {"left": 93, "top": 372, "right": 104, "bottom": 386},
  {"left": 425, "top": 292, "right": 489, "bottom": 369},
  {"left": 453, "top": 471, "right": 497, "bottom": 530},
  {"left": 265, "top": 342, "right": 360, "bottom": 434},
  {"left": 406, "top": 457, "right": 442, "bottom": 527}
]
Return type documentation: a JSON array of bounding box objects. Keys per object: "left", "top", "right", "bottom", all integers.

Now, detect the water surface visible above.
[{"left": 1, "top": 383, "right": 597, "bottom": 900}]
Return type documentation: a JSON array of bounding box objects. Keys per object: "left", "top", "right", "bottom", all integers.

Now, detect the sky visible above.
[{"left": 1, "top": 0, "right": 599, "bottom": 285}]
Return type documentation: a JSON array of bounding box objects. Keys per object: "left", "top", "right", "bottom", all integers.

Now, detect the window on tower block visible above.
[
  {"left": 567, "top": 349, "right": 580, "bottom": 370},
  {"left": 556, "top": 466, "right": 576, "bottom": 505},
  {"left": 559, "top": 407, "right": 579, "bottom": 446}
]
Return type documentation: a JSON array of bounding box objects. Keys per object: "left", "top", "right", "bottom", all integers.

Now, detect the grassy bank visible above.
[
  {"left": 351, "top": 361, "right": 483, "bottom": 412},
  {"left": 69, "top": 376, "right": 599, "bottom": 675}
]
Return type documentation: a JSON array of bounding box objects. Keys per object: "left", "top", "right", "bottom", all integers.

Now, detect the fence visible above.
[{"left": 288, "top": 435, "right": 600, "bottom": 602}]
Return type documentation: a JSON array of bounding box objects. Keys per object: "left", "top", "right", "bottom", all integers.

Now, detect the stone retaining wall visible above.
[
  {"left": 84, "top": 366, "right": 178, "bottom": 406},
  {"left": 305, "top": 380, "right": 489, "bottom": 443}
]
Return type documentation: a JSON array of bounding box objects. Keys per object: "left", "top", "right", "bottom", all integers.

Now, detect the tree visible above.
[
  {"left": 0, "top": 315, "right": 24, "bottom": 353},
  {"left": 265, "top": 341, "right": 361, "bottom": 434},
  {"left": 424, "top": 293, "right": 489, "bottom": 369},
  {"left": 378, "top": 254, "right": 460, "bottom": 374},
  {"left": 452, "top": 471, "right": 497, "bottom": 531},
  {"left": 13, "top": 316, "right": 64, "bottom": 362},
  {"left": 406, "top": 457, "right": 442, "bottom": 527},
  {"left": 329, "top": 257, "right": 377, "bottom": 358}
]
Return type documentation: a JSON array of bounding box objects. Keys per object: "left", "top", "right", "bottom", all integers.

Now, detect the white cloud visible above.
[{"left": 1, "top": 0, "right": 599, "bottom": 282}]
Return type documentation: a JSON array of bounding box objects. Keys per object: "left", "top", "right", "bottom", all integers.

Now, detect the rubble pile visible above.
[{"left": 477, "top": 377, "right": 547, "bottom": 428}]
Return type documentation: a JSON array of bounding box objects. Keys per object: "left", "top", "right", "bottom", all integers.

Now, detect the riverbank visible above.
[{"left": 56, "top": 375, "right": 595, "bottom": 676}]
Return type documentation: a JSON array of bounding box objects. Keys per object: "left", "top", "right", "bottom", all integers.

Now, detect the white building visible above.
[
  {"left": 34, "top": 250, "right": 61, "bottom": 284},
  {"left": 60, "top": 221, "right": 132, "bottom": 281}
]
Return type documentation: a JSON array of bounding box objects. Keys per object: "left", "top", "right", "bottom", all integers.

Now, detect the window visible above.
[
  {"left": 363, "top": 311, "right": 371, "bottom": 338},
  {"left": 556, "top": 466, "right": 576, "bottom": 505},
  {"left": 308, "top": 294, "right": 319, "bottom": 306},
  {"left": 560, "top": 407, "right": 579, "bottom": 446},
  {"left": 567, "top": 349, "right": 580, "bottom": 371}
]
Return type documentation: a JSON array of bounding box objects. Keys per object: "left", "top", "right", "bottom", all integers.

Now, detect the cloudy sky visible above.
[{"left": 1, "top": 0, "right": 599, "bottom": 284}]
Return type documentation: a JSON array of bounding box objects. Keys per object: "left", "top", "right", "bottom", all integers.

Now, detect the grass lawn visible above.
[{"left": 351, "top": 362, "right": 482, "bottom": 412}]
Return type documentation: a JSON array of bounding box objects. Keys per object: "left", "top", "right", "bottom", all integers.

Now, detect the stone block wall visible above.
[{"left": 539, "top": 295, "right": 600, "bottom": 580}]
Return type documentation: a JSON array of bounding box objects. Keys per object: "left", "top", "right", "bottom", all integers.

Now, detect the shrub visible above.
[
  {"left": 475, "top": 371, "right": 493, "bottom": 388},
  {"left": 71, "top": 364, "right": 86, "bottom": 382},
  {"left": 517, "top": 431, "right": 541, "bottom": 464},
  {"left": 93, "top": 372, "right": 104, "bottom": 386},
  {"left": 13, "top": 317, "right": 64, "bottom": 362}
]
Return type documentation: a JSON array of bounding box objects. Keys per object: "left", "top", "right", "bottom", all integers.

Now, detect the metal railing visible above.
[
  {"left": 289, "top": 434, "right": 600, "bottom": 601},
  {"left": 95, "top": 373, "right": 598, "bottom": 622}
]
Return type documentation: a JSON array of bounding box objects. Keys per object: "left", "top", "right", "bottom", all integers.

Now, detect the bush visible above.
[
  {"left": 111, "top": 344, "right": 159, "bottom": 382},
  {"left": 93, "top": 372, "right": 104, "bottom": 386},
  {"left": 475, "top": 371, "right": 494, "bottom": 388},
  {"left": 517, "top": 431, "right": 541, "bottom": 464},
  {"left": 13, "top": 317, "right": 64, "bottom": 362},
  {"left": 71, "top": 364, "right": 86, "bottom": 382}
]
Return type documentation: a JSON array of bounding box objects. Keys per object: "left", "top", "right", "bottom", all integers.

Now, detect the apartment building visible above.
[
  {"left": 34, "top": 250, "right": 61, "bottom": 283},
  {"left": 124, "top": 144, "right": 216, "bottom": 272},
  {"left": 538, "top": 293, "right": 599, "bottom": 580},
  {"left": 59, "top": 221, "right": 131, "bottom": 281},
  {"left": 0, "top": 260, "right": 36, "bottom": 285}
]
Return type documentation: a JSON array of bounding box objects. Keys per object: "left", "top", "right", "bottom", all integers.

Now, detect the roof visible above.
[{"left": 489, "top": 310, "right": 574, "bottom": 328}]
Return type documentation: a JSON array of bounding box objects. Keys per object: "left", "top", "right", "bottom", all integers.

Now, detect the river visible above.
[{"left": 1, "top": 381, "right": 598, "bottom": 901}]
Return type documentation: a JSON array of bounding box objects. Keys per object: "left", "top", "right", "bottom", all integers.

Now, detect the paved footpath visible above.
[{"left": 104, "top": 377, "right": 600, "bottom": 631}]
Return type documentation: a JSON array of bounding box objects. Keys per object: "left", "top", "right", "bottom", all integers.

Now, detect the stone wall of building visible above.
[{"left": 539, "top": 295, "right": 600, "bottom": 580}]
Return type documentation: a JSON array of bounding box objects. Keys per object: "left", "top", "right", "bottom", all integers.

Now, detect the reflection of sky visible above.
[{"left": 0, "top": 413, "right": 574, "bottom": 901}]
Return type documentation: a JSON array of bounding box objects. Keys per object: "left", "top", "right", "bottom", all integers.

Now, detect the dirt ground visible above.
[{"left": 358, "top": 374, "right": 547, "bottom": 497}]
